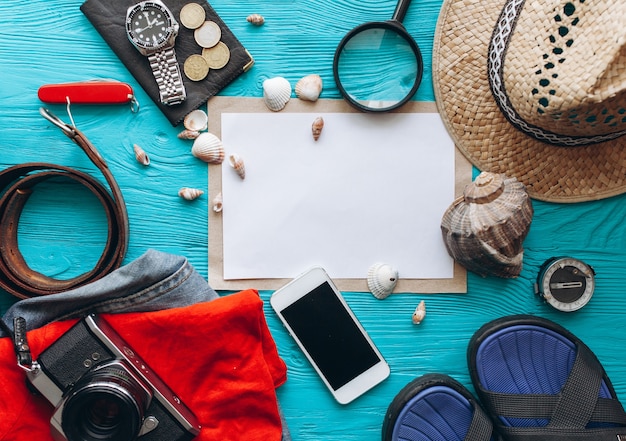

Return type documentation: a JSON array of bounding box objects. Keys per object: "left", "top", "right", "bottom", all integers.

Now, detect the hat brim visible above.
[{"left": 432, "top": 0, "right": 626, "bottom": 203}]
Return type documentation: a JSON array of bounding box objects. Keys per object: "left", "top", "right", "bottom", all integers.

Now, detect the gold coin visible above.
[
  {"left": 179, "top": 3, "right": 206, "bottom": 30},
  {"left": 194, "top": 20, "right": 221, "bottom": 48},
  {"left": 183, "top": 54, "right": 210, "bottom": 81},
  {"left": 202, "top": 41, "right": 231, "bottom": 69}
]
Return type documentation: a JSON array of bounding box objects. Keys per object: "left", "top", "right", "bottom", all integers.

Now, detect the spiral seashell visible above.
[
  {"left": 412, "top": 300, "right": 426, "bottom": 325},
  {"left": 178, "top": 187, "right": 204, "bottom": 201},
  {"left": 229, "top": 154, "right": 246, "bottom": 179},
  {"left": 246, "top": 13, "right": 265, "bottom": 25},
  {"left": 311, "top": 116, "right": 324, "bottom": 141},
  {"left": 440, "top": 171, "right": 534, "bottom": 278},
  {"left": 178, "top": 129, "right": 201, "bottom": 140},
  {"left": 262, "top": 77, "right": 291, "bottom": 112},
  {"left": 133, "top": 144, "right": 150, "bottom": 166},
  {"left": 184, "top": 109, "right": 208, "bottom": 132},
  {"left": 212, "top": 192, "right": 223, "bottom": 213},
  {"left": 191, "top": 132, "right": 225, "bottom": 164},
  {"left": 295, "top": 74, "right": 323, "bottom": 102},
  {"left": 366, "top": 263, "right": 398, "bottom": 299}
]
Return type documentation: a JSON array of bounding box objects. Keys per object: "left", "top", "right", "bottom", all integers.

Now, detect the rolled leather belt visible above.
[{"left": 0, "top": 108, "right": 129, "bottom": 299}]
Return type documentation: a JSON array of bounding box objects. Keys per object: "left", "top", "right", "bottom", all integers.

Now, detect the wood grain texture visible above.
[{"left": 1, "top": 1, "right": 626, "bottom": 440}]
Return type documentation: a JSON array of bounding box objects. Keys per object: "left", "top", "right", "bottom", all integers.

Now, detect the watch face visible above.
[
  {"left": 126, "top": 2, "right": 175, "bottom": 50},
  {"left": 538, "top": 257, "right": 595, "bottom": 312}
]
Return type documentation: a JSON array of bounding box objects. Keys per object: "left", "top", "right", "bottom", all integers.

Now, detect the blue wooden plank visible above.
[{"left": 1, "top": 1, "right": 626, "bottom": 440}]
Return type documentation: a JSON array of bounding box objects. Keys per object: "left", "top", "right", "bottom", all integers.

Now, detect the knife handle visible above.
[{"left": 38, "top": 81, "right": 136, "bottom": 105}]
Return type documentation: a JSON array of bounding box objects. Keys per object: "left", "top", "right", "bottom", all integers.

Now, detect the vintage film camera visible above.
[{"left": 21, "top": 314, "right": 200, "bottom": 441}]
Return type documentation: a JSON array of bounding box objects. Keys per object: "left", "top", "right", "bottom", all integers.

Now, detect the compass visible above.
[{"left": 535, "top": 257, "right": 595, "bottom": 312}]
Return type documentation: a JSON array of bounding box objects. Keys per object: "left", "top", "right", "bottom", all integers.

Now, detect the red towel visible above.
[{"left": 0, "top": 289, "right": 287, "bottom": 440}]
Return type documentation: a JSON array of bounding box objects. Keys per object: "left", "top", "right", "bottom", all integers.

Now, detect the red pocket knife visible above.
[{"left": 38, "top": 80, "right": 139, "bottom": 112}]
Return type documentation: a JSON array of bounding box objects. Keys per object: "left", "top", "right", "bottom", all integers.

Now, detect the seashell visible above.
[
  {"left": 440, "top": 171, "right": 534, "bottom": 278},
  {"left": 311, "top": 116, "right": 324, "bottom": 141},
  {"left": 212, "top": 192, "right": 223, "bottom": 213},
  {"left": 178, "top": 129, "right": 201, "bottom": 140},
  {"left": 367, "top": 263, "right": 398, "bottom": 299},
  {"left": 412, "top": 300, "right": 426, "bottom": 325},
  {"left": 246, "top": 13, "right": 265, "bottom": 25},
  {"left": 229, "top": 154, "right": 246, "bottom": 179},
  {"left": 133, "top": 144, "right": 150, "bottom": 166},
  {"left": 262, "top": 77, "right": 291, "bottom": 112},
  {"left": 184, "top": 109, "right": 208, "bottom": 132},
  {"left": 191, "top": 132, "right": 225, "bottom": 164},
  {"left": 295, "top": 74, "right": 323, "bottom": 102},
  {"left": 178, "top": 187, "right": 204, "bottom": 201}
]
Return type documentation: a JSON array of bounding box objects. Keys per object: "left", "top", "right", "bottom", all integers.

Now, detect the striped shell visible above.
[
  {"left": 440, "top": 171, "right": 533, "bottom": 278},
  {"left": 262, "top": 77, "right": 291, "bottom": 111},
  {"left": 412, "top": 300, "right": 426, "bottom": 325},
  {"left": 311, "top": 116, "right": 324, "bottom": 141},
  {"left": 229, "top": 153, "right": 246, "bottom": 179},
  {"left": 133, "top": 144, "right": 150, "bottom": 166},
  {"left": 295, "top": 74, "right": 323, "bottom": 102},
  {"left": 367, "top": 263, "right": 398, "bottom": 299},
  {"left": 178, "top": 187, "right": 204, "bottom": 201},
  {"left": 191, "top": 132, "right": 225, "bottom": 164},
  {"left": 246, "top": 13, "right": 265, "bottom": 25}
]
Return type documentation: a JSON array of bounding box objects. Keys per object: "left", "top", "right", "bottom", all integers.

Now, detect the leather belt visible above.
[{"left": 0, "top": 108, "right": 129, "bottom": 299}]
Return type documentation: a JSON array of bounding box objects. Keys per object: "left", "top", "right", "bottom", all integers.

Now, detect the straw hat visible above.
[{"left": 433, "top": 0, "right": 626, "bottom": 202}]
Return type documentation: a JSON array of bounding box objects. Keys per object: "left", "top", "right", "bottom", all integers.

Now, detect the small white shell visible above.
[
  {"left": 262, "top": 77, "right": 291, "bottom": 112},
  {"left": 312, "top": 116, "right": 324, "bottom": 141},
  {"left": 191, "top": 132, "right": 225, "bottom": 164},
  {"left": 184, "top": 109, "right": 208, "bottom": 131},
  {"left": 295, "top": 74, "right": 323, "bottom": 102},
  {"left": 229, "top": 154, "right": 246, "bottom": 179},
  {"left": 133, "top": 144, "right": 150, "bottom": 166},
  {"left": 412, "top": 300, "right": 426, "bottom": 325},
  {"left": 178, "top": 187, "right": 204, "bottom": 201},
  {"left": 367, "top": 263, "right": 398, "bottom": 299},
  {"left": 178, "top": 129, "right": 201, "bottom": 140},
  {"left": 212, "top": 192, "right": 223, "bottom": 213},
  {"left": 246, "top": 13, "right": 265, "bottom": 25}
]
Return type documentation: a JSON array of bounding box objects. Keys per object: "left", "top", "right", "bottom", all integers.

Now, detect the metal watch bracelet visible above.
[{"left": 148, "top": 48, "right": 186, "bottom": 106}]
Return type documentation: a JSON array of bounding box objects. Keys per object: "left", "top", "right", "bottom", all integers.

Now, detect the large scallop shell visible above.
[
  {"left": 295, "top": 74, "right": 323, "bottom": 102},
  {"left": 367, "top": 263, "right": 398, "bottom": 299},
  {"left": 262, "top": 77, "right": 291, "bottom": 111},
  {"left": 191, "top": 132, "right": 225, "bottom": 164},
  {"left": 440, "top": 171, "right": 533, "bottom": 278}
]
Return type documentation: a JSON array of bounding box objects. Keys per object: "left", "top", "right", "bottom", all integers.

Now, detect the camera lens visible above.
[{"left": 61, "top": 362, "right": 151, "bottom": 441}]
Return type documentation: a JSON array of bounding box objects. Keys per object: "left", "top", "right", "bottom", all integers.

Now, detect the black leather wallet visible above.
[{"left": 80, "top": 0, "right": 254, "bottom": 126}]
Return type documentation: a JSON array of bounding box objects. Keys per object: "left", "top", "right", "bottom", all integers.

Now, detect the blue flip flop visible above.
[
  {"left": 382, "top": 373, "right": 500, "bottom": 441},
  {"left": 468, "top": 315, "right": 626, "bottom": 441}
]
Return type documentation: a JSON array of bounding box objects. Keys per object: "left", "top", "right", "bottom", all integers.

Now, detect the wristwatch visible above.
[{"left": 125, "top": 0, "right": 187, "bottom": 105}]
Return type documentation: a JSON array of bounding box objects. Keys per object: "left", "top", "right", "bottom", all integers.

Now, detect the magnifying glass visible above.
[{"left": 333, "top": 0, "right": 423, "bottom": 112}]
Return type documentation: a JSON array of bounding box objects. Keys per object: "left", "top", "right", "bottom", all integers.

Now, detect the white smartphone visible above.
[{"left": 270, "top": 266, "right": 390, "bottom": 404}]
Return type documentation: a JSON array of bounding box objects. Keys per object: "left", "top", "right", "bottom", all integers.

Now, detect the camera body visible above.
[{"left": 26, "top": 314, "right": 201, "bottom": 441}]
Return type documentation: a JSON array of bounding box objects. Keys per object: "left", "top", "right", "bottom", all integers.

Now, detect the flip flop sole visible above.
[
  {"left": 468, "top": 315, "right": 624, "bottom": 435},
  {"left": 383, "top": 373, "right": 496, "bottom": 441}
]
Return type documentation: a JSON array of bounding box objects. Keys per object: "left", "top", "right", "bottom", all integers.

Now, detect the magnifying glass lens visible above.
[{"left": 335, "top": 26, "right": 420, "bottom": 111}]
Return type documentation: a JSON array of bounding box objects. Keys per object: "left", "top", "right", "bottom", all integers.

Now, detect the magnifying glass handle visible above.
[{"left": 392, "top": 0, "right": 413, "bottom": 23}]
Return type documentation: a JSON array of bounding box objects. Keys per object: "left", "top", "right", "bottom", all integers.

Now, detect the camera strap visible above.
[{"left": 0, "top": 108, "right": 129, "bottom": 299}]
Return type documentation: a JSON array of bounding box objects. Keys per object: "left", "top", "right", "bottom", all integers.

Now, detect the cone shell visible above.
[
  {"left": 191, "top": 132, "right": 225, "bottom": 164},
  {"left": 212, "top": 192, "right": 223, "bottom": 213},
  {"left": 295, "top": 74, "right": 323, "bottom": 102},
  {"left": 367, "top": 263, "right": 398, "bottom": 299},
  {"left": 133, "top": 144, "right": 150, "bottom": 166},
  {"left": 412, "top": 300, "right": 426, "bottom": 325},
  {"left": 262, "top": 77, "right": 291, "bottom": 111},
  {"left": 229, "top": 153, "right": 246, "bottom": 179},
  {"left": 178, "top": 187, "right": 204, "bottom": 201},
  {"left": 184, "top": 109, "right": 208, "bottom": 131},
  {"left": 246, "top": 13, "right": 265, "bottom": 25},
  {"left": 311, "top": 116, "right": 324, "bottom": 141},
  {"left": 178, "top": 129, "right": 201, "bottom": 140},
  {"left": 440, "top": 171, "right": 533, "bottom": 278}
]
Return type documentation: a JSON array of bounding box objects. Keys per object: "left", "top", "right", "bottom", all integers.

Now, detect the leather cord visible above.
[{"left": 0, "top": 109, "right": 129, "bottom": 299}]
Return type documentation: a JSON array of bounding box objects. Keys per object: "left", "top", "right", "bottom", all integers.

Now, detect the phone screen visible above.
[{"left": 280, "top": 281, "right": 381, "bottom": 390}]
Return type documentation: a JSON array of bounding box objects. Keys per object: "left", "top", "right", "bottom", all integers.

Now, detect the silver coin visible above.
[{"left": 194, "top": 21, "right": 221, "bottom": 48}]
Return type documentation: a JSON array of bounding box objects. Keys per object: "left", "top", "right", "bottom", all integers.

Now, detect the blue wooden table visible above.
[{"left": 2, "top": 1, "right": 626, "bottom": 439}]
